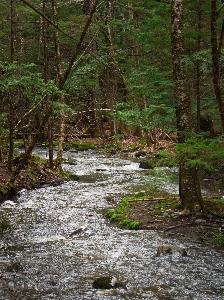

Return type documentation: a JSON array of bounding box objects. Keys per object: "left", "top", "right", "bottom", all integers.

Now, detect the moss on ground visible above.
[{"left": 106, "top": 191, "right": 224, "bottom": 245}]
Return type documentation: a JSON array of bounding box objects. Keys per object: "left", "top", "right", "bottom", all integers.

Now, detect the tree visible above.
[
  {"left": 8, "top": 0, "right": 16, "bottom": 170},
  {"left": 211, "top": 0, "right": 224, "bottom": 133},
  {"left": 171, "top": 0, "right": 203, "bottom": 211}
]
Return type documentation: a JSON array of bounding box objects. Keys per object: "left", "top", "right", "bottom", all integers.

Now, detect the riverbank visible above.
[
  {"left": 0, "top": 154, "right": 65, "bottom": 202},
  {"left": 106, "top": 192, "right": 224, "bottom": 246}
]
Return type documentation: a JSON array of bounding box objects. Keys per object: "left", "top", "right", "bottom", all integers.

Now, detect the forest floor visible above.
[
  {"left": 0, "top": 135, "right": 224, "bottom": 246},
  {"left": 107, "top": 195, "right": 224, "bottom": 246}
]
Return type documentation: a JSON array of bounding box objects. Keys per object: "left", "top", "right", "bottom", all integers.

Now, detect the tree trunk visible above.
[
  {"left": 8, "top": 0, "right": 16, "bottom": 170},
  {"left": 86, "top": 89, "right": 97, "bottom": 138},
  {"left": 211, "top": 0, "right": 224, "bottom": 133},
  {"left": 196, "top": 2, "right": 202, "bottom": 133},
  {"left": 55, "top": 106, "right": 66, "bottom": 171},
  {"left": 41, "top": 0, "right": 53, "bottom": 167},
  {"left": 47, "top": 116, "right": 54, "bottom": 169},
  {"left": 171, "top": 0, "right": 203, "bottom": 211},
  {"left": 100, "top": 1, "right": 118, "bottom": 136},
  {"left": 179, "top": 164, "right": 203, "bottom": 211},
  {"left": 52, "top": 0, "right": 65, "bottom": 171}
]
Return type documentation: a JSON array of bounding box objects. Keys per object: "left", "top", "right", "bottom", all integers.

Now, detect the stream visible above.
[{"left": 0, "top": 148, "right": 224, "bottom": 300}]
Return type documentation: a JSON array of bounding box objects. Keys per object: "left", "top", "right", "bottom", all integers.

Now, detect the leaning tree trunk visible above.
[
  {"left": 7, "top": 110, "right": 51, "bottom": 192},
  {"left": 171, "top": 0, "right": 203, "bottom": 211}
]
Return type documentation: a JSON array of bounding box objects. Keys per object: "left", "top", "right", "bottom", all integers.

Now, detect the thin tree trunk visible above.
[
  {"left": 40, "top": 0, "right": 53, "bottom": 168},
  {"left": 51, "top": 0, "right": 65, "bottom": 171},
  {"left": 196, "top": 2, "right": 202, "bottom": 133},
  {"left": 171, "top": 0, "right": 203, "bottom": 211},
  {"left": 8, "top": 0, "right": 16, "bottom": 171},
  {"left": 47, "top": 116, "right": 54, "bottom": 169},
  {"left": 211, "top": 0, "right": 224, "bottom": 133}
]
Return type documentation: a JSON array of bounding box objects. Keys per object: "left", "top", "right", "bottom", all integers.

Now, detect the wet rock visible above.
[
  {"left": 139, "top": 160, "right": 154, "bottom": 169},
  {"left": 156, "top": 244, "right": 187, "bottom": 257},
  {"left": 68, "top": 227, "right": 93, "bottom": 238},
  {"left": 194, "top": 219, "right": 206, "bottom": 224},
  {"left": 92, "top": 276, "right": 124, "bottom": 289},
  {"left": 69, "top": 228, "right": 84, "bottom": 237},
  {"left": 6, "top": 262, "right": 24, "bottom": 272},
  {"left": 1, "top": 200, "right": 16, "bottom": 208}
]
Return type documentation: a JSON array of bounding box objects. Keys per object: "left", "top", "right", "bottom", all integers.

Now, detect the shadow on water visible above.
[{"left": 0, "top": 148, "right": 224, "bottom": 300}]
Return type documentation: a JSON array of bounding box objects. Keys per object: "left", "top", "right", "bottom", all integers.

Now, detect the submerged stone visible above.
[
  {"left": 156, "top": 244, "right": 187, "bottom": 257},
  {"left": 6, "top": 262, "right": 24, "bottom": 272}
]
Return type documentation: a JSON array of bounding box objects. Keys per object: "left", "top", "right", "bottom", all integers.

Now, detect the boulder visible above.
[
  {"left": 139, "top": 159, "right": 154, "bottom": 169},
  {"left": 92, "top": 276, "right": 124, "bottom": 289},
  {"left": 156, "top": 244, "right": 187, "bottom": 257}
]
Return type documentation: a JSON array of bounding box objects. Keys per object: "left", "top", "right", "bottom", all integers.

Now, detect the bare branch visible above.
[
  {"left": 15, "top": 95, "right": 46, "bottom": 129},
  {"left": 19, "top": 0, "right": 76, "bottom": 40}
]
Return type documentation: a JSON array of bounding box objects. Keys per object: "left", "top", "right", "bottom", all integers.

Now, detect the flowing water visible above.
[{"left": 0, "top": 149, "right": 224, "bottom": 300}]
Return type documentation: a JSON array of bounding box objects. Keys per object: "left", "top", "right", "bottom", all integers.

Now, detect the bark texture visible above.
[
  {"left": 211, "top": 0, "right": 224, "bottom": 133},
  {"left": 171, "top": 0, "right": 203, "bottom": 211}
]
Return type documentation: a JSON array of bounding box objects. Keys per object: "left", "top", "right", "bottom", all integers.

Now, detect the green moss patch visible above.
[
  {"left": 107, "top": 191, "right": 224, "bottom": 245},
  {"left": 64, "top": 141, "right": 96, "bottom": 151},
  {"left": 107, "top": 197, "right": 140, "bottom": 229},
  {"left": 60, "top": 172, "right": 79, "bottom": 181}
]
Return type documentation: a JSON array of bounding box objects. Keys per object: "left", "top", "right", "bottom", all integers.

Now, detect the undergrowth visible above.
[
  {"left": 107, "top": 197, "right": 140, "bottom": 230},
  {"left": 0, "top": 214, "right": 13, "bottom": 234}
]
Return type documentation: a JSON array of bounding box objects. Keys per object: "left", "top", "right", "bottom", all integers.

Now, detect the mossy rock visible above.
[
  {"left": 61, "top": 172, "right": 79, "bottom": 181},
  {"left": 139, "top": 159, "right": 155, "bottom": 169}
]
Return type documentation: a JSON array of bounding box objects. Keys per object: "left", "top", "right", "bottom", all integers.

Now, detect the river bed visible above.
[{"left": 0, "top": 149, "right": 224, "bottom": 299}]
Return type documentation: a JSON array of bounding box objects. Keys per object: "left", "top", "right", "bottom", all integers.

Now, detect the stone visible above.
[
  {"left": 92, "top": 276, "right": 124, "bottom": 289},
  {"left": 139, "top": 160, "right": 154, "bottom": 169},
  {"left": 194, "top": 219, "right": 206, "bottom": 224},
  {"left": 156, "top": 244, "right": 187, "bottom": 257},
  {"left": 6, "top": 262, "right": 24, "bottom": 272}
]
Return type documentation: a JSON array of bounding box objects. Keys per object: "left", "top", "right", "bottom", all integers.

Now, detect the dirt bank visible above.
[
  {"left": 107, "top": 195, "right": 224, "bottom": 246},
  {"left": 0, "top": 155, "right": 65, "bottom": 202}
]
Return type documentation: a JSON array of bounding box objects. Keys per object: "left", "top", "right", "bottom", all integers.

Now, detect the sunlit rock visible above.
[
  {"left": 156, "top": 244, "right": 187, "bottom": 257},
  {"left": 1, "top": 200, "right": 16, "bottom": 207}
]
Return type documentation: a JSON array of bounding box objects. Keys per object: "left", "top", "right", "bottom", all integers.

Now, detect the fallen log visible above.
[
  {"left": 128, "top": 195, "right": 222, "bottom": 203},
  {"left": 128, "top": 197, "right": 179, "bottom": 202}
]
